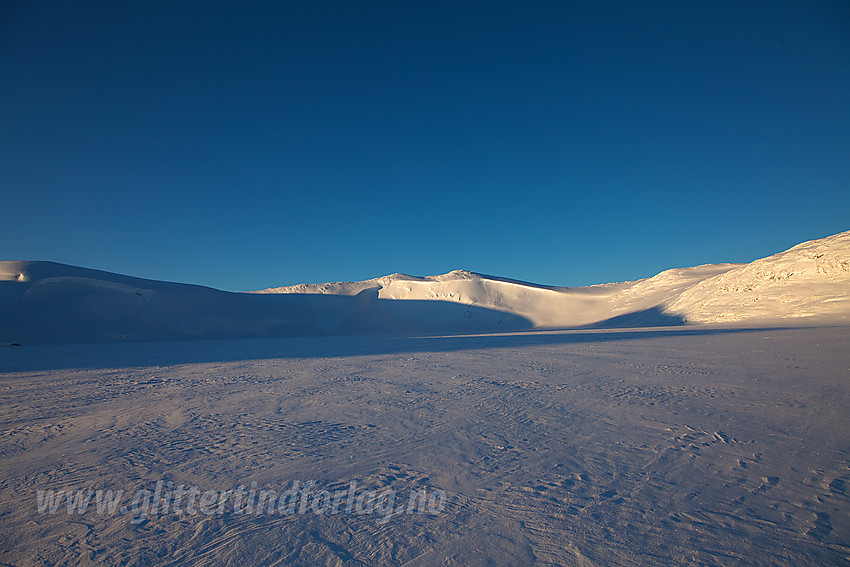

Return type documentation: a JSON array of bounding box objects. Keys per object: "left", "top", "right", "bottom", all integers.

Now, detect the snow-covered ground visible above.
[
  {"left": 1, "top": 231, "right": 849, "bottom": 565},
  {"left": 1, "top": 327, "right": 848, "bottom": 565}
]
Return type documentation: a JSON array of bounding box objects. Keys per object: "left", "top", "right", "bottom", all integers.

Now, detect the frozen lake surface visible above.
[{"left": 1, "top": 326, "right": 849, "bottom": 565}]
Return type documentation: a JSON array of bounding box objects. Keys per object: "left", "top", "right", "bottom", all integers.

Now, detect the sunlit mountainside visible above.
[{"left": 2, "top": 231, "right": 848, "bottom": 345}]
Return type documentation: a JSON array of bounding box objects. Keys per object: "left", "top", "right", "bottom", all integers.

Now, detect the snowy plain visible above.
[
  {"left": 1, "top": 327, "right": 849, "bottom": 565},
  {"left": 0, "top": 231, "right": 849, "bottom": 565}
]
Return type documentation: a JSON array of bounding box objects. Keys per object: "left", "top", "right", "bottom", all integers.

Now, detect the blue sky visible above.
[{"left": 2, "top": 1, "right": 848, "bottom": 291}]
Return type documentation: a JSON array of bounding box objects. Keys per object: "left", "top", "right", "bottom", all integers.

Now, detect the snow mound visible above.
[{"left": 666, "top": 230, "right": 850, "bottom": 323}]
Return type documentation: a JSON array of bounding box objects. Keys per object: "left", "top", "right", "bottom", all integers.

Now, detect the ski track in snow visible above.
[{"left": 1, "top": 326, "right": 849, "bottom": 566}]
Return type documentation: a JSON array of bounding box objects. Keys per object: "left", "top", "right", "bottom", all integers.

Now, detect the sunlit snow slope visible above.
[
  {"left": 259, "top": 230, "right": 850, "bottom": 326},
  {"left": 257, "top": 266, "right": 740, "bottom": 328},
  {"left": 666, "top": 230, "right": 850, "bottom": 323},
  {"left": 1, "top": 231, "right": 848, "bottom": 344}
]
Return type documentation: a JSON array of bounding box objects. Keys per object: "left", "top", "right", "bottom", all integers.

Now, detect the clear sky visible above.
[{"left": 2, "top": 1, "right": 848, "bottom": 291}]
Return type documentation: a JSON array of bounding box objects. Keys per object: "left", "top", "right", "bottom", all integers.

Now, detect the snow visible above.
[
  {"left": 256, "top": 265, "right": 743, "bottom": 328},
  {"left": 0, "top": 327, "right": 848, "bottom": 564},
  {"left": 2, "top": 231, "right": 849, "bottom": 346},
  {"left": 1, "top": 233, "right": 849, "bottom": 564},
  {"left": 258, "top": 231, "right": 850, "bottom": 329},
  {"left": 0, "top": 263, "right": 531, "bottom": 344},
  {"left": 666, "top": 230, "right": 850, "bottom": 323}
]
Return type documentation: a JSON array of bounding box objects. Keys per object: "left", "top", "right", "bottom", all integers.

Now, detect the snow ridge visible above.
[{"left": 1, "top": 231, "right": 848, "bottom": 344}]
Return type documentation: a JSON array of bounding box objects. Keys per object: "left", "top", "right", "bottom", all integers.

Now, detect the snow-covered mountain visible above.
[
  {"left": 1, "top": 231, "right": 848, "bottom": 344},
  {"left": 258, "top": 230, "right": 850, "bottom": 327},
  {"left": 666, "top": 230, "right": 850, "bottom": 323},
  {"left": 256, "top": 265, "right": 741, "bottom": 328},
  {"left": 0, "top": 262, "right": 532, "bottom": 344}
]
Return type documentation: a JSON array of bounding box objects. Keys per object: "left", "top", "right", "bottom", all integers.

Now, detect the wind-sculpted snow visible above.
[
  {"left": 1, "top": 327, "right": 849, "bottom": 565},
  {"left": 1, "top": 236, "right": 849, "bottom": 564}
]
